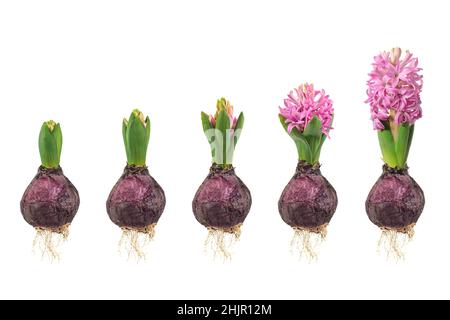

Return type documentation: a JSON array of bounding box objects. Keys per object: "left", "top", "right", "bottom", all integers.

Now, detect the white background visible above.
[{"left": 0, "top": 0, "right": 448, "bottom": 300}]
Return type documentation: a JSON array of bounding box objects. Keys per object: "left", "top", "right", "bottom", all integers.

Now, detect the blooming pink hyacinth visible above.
[
  {"left": 366, "top": 48, "right": 423, "bottom": 130},
  {"left": 279, "top": 83, "right": 334, "bottom": 136},
  {"left": 210, "top": 98, "right": 237, "bottom": 129}
]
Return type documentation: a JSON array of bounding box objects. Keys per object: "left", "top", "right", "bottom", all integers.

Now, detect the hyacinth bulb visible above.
[
  {"left": 107, "top": 165, "right": 165, "bottom": 229},
  {"left": 366, "top": 166, "right": 424, "bottom": 259},
  {"left": 106, "top": 110, "right": 166, "bottom": 259},
  {"left": 193, "top": 164, "right": 251, "bottom": 229},
  {"left": 279, "top": 162, "right": 337, "bottom": 229},
  {"left": 194, "top": 98, "right": 251, "bottom": 259},
  {"left": 21, "top": 167, "right": 79, "bottom": 230},
  {"left": 20, "top": 121, "right": 80, "bottom": 260},
  {"left": 365, "top": 48, "right": 425, "bottom": 259},
  {"left": 278, "top": 84, "right": 337, "bottom": 260}
]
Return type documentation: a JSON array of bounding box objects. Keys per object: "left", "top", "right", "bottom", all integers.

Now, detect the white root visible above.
[
  {"left": 33, "top": 224, "right": 70, "bottom": 261},
  {"left": 119, "top": 224, "right": 156, "bottom": 261},
  {"left": 377, "top": 224, "right": 415, "bottom": 261},
  {"left": 290, "top": 224, "right": 328, "bottom": 261},
  {"left": 204, "top": 224, "right": 242, "bottom": 260}
]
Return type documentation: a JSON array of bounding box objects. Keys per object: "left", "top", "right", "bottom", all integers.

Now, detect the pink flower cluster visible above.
[
  {"left": 279, "top": 83, "right": 334, "bottom": 136},
  {"left": 366, "top": 48, "right": 423, "bottom": 130}
]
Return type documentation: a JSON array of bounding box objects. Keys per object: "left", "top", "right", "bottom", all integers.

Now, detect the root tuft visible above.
[
  {"left": 119, "top": 224, "right": 156, "bottom": 260},
  {"left": 378, "top": 224, "right": 415, "bottom": 261},
  {"left": 33, "top": 224, "right": 70, "bottom": 261},
  {"left": 204, "top": 224, "right": 242, "bottom": 260},
  {"left": 290, "top": 224, "right": 328, "bottom": 261}
]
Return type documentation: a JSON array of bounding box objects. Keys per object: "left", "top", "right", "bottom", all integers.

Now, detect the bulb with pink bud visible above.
[{"left": 192, "top": 98, "right": 252, "bottom": 259}]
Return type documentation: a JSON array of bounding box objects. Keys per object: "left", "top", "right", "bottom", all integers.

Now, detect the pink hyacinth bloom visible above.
[
  {"left": 279, "top": 83, "right": 334, "bottom": 136},
  {"left": 365, "top": 48, "right": 423, "bottom": 130}
]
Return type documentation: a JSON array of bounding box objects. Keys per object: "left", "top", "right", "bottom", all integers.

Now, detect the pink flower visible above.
[
  {"left": 210, "top": 98, "right": 237, "bottom": 129},
  {"left": 366, "top": 48, "right": 423, "bottom": 130},
  {"left": 279, "top": 83, "right": 334, "bottom": 136}
]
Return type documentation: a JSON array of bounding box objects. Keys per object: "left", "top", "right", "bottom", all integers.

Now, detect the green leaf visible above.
[
  {"left": 395, "top": 123, "right": 410, "bottom": 168},
  {"left": 201, "top": 112, "right": 212, "bottom": 132},
  {"left": 215, "top": 109, "right": 230, "bottom": 165},
  {"left": 378, "top": 121, "right": 398, "bottom": 168},
  {"left": 279, "top": 114, "right": 306, "bottom": 143},
  {"left": 233, "top": 112, "right": 244, "bottom": 147},
  {"left": 295, "top": 138, "right": 313, "bottom": 163},
  {"left": 145, "top": 116, "right": 151, "bottom": 145},
  {"left": 216, "top": 109, "right": 230, "bottom": 132},
  {"left": 225, "top": 129, "right": 235, "bottom": 164},
  {"left": 53, "top": 123, "right": 63, "bottom": 164},
  {"left": 213, "top": 128, "right": 224, "bottom": 164},
  {"left": 279, "top": 114, "right": 313, "bottom": 163},
  {"left": 126, "top": 111, "right": 148, "bottom": 166},
  {"left": 279, "top": 114, "right": 289, "bottom": 132},
  {"left": 314, "top": 115, "right": 333, "bottom": 164},
  {"left": 201, "top": 112, "right": 215, "bottom": 159},
  {"left": 122, "top": 119, "right": 130, "bottom": 160},
  {"left": 303, "top": 116, "right": 323, "bottom": 162},
  {"left": 303, "top": 116, "right": 322, "bottom": 139},
  {"left": 312, "top": 133, "right": 327, "bottom": 164},
  {"left": 405, "top": 124, "right": 414, "bottom": 164},
  {"left": 38, "top": 122, "right": 59, "bottom": 168}
]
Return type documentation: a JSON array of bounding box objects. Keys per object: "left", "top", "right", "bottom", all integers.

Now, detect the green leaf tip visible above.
[
  {"left": 123, "top": 109, "right": 151, "bottom": 166},
  {"left": 233, "top": 112, "right": 245, "bottom": 147},
  {"left": 201, "top": 112, "right": 212, "bottom": 131},
  {"left": 39, "top": 120, "right": 63, "bottom": 169}
]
